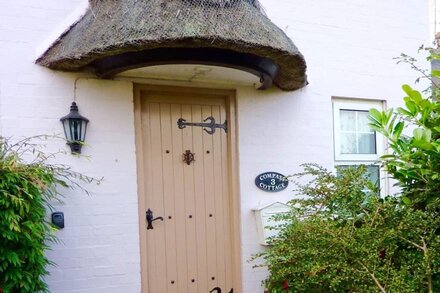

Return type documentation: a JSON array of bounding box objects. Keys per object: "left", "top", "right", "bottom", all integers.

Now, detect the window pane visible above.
[
  {"left": 337, "top": 165, "right": 380, "bottom": 188},
  {"left": 358, "top": 133, "right": 376, "bottom": 154},
  {"left": 340, "top": 110, "right": 356, "bottom": 131},
  {"left": 367, "top": 165, "right": 380, "bottom": 188},
  {"left": 357, "top": 111, "right": 373, "bottom": 132},
  {"left": 340, "top": 133, "right": 357, "bottom": 154}
]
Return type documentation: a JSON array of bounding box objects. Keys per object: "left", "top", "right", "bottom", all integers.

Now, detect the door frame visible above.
[{"left": 133, "top": 84, "right": 242, "bottom": 293}]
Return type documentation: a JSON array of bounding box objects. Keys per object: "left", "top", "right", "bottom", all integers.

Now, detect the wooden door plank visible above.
[
  {"left": 170, "top": 103, "right": 190, "bottom": 293},
  {"left": 140, "top": 100, "right": 156, "bottom": 293},
  {"left": 201, "top": 105, "right": 218, "bottom": 290},
  {"left": 147, "top": 102, "right": 168, "bottom": 292},
  {"left": 212, "top": 105, "right": 227, "bottom": 289},
  {"left": 178, "top": 103, "right": 198, "bottom": 293},
  {"left": 159, "top": 103, "right": 179, "bottom": 293},
  {"left": 192, "top": 105, "right": 209, "bottom": 293},
  {"left": 220, "top": 105, "right": 233, "bottom": 290}
]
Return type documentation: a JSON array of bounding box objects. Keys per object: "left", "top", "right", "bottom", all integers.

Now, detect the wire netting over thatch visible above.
[{"left": 37, "top": 0, "right": 307, "bottom": 91}]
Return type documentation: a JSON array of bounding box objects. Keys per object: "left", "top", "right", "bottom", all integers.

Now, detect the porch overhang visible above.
[{"left": 36, "top": 0, "right": 308, "bottom": 91}]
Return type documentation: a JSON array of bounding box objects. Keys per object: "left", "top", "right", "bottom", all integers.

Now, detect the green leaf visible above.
[
  {"left": 402, "top": 84, "right": 422, "bottom": 102},
  {"left": 396, "top": 107, "right": 414, "bottom": 117},
  {"left": 412, "top": 140, "right": 433, "bottom": 150},
  {"left": 387, "top": 114, "right": 397, "bottom": 134},
  {"left": 425, "top": 129, "right": 432, "bottom": 141},
  {"left": 368, "top": 108, "right": 382, "bottom": 124},
  {"left": 402, "top": 84, "right": 413, "bottom": 96},
  {"left": 392, "top": 121, "right": 404, "bottom": 138},
  {"left": 413, "top": 128, "right": 431, "bottom": 143},
  {"left": 401, "top": 196, "right": 411, "bottom": 206},
  {"left": 413, "top": 128, "right": 422, "bottom": 141},
  {"left": 420, "top": 106, "right": 431, "bottom": 124},
  {"left": 432, "top": 69, "right": 440, "bottom": 77},
  {"left": 404, "top": 99, "right": 418, "bottom": 115},
  {"left": 380, "top": 154, "right": 397, "bottom": 159}
]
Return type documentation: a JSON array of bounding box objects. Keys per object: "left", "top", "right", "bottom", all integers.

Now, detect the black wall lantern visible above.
[{"left": 60, "top": 102, "right": 89, "bottom": 154}]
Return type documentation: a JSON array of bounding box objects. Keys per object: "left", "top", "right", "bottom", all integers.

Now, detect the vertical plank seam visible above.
[
  {"left": 159, "top": 103, "right": 171, "bottom": 291},
  {"left": 205, "top": 105, "right": 217, "bottom": 287},
  {"left": 167, "top": 103, "right": 180, "bottom": 293},
  {"left": 213, "top": 105, "right": 221, "bottom": 287},
  {"left": 198, "top": 104, "right": 209, "bottom": 291},
  {"left": 220, "top": 105, "right": 229, "bottom": 289},
  {"left": 147, "top": 102, "right": 158, "bottom": 292},
  {"left": 212, "top": 106, "right": 219, "bottom": 286},
  {"left": 138, "top": 96, "right": 147, "bottom": 292},
  {"left": 179, "top": 104, "right": 192, "bottom": 293}
]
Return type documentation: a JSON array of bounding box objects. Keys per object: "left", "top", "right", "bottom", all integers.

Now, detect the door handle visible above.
[{"left": 146, "top": 209, "right": 164, "bottom": 230}]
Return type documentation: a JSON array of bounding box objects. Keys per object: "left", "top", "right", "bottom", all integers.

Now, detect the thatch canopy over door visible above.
[{"left": 36, "top": 0, "right": 307, "bottom": 91}]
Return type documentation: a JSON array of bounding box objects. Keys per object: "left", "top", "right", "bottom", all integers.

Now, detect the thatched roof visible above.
[{"left": 36, "top": 0, "right": 307, "bottom": 91}]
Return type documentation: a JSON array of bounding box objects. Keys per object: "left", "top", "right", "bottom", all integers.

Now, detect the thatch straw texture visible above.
[{"left": 36, "top": 0, "right": 307, "bottom": 90}]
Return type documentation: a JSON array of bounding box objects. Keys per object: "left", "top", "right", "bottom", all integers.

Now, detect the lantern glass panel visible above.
[
  {"left": 81, "top": 120, "right": 88, "bottom": 141},
  {"left": 62, "top": 119, "right": 72, "bottom": 141},
  {"left": 71, "top": 119, "right": 81, "bottom": 141},
  {"left": 62, "top": 118, "right": 87, "bottom": 142}
]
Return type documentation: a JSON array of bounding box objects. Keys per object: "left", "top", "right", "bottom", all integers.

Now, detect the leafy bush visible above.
[
  {"left": 254, "top": 165, "right": 440, "bottom": 293},
  {"left": 368, "top": 83, "right": 440, "bottom": 209},
  {"left": 0, "top": 137, "right": 97, "bottom": 292},
  {"left": 255, "top": 49, "right": 440, "bottom": 292}
]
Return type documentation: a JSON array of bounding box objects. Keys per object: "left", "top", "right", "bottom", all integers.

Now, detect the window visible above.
[
  {"left": 333, "top": 99, "right": 385, "bottom": 191},
  {"left": 337, "top": 165, "right": 381, "bottom": 189},
  {"left": 339, "top": 110, "right": 376, "bottom": 155}
]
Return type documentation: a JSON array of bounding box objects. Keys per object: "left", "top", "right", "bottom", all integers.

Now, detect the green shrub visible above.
[
  {"left": 255, "top": 49, "right": 440, "bottom": 293},
  {"left": 368, "top": 51, "right": 440, "bottom": 209},
  {"left": 0, "top": 137, "right": 97, "bottom": 292},
  {"left": 254, "top": 164, "right": 440, "bottom": 292}
]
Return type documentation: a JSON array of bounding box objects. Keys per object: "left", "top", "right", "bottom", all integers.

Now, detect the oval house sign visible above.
[{"left": 255, "top": 172, "right": 289, "bottom": 192}]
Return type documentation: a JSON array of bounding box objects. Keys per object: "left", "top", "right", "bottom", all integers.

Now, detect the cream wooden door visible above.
[{"left": 137, "top": 91, "right": 234, "bottom": 293}]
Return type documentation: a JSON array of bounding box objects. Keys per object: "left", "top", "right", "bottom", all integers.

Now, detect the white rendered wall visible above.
[
  {"left": 0, "top": 0, "right": 430, "bottom": 292},
  {"left": 239, "top": 1, "right": 430, "bottom": 291},
  {"left": 0, "top": 1, "right": 140, "bottom": 292}
]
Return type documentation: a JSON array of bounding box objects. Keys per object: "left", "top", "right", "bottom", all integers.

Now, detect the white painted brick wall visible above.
[{"left": 0, "top": 0, "right": 429, "bottom": 292}]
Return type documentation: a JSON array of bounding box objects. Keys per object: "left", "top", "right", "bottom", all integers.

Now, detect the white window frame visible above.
[
  {"left": 332, "top": 98, "right": 387, "bottom": 196},
  {"left": 333, "top": 99, "right": 384, "bottom": 162}
]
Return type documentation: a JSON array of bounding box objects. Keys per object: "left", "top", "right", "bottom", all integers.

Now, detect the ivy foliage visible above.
[
  {"left": 254, "top": 165, "right": 440, "bottom": 293},
  {"left": 0, "top": 136, "right": 98, "bottom": 292}
]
